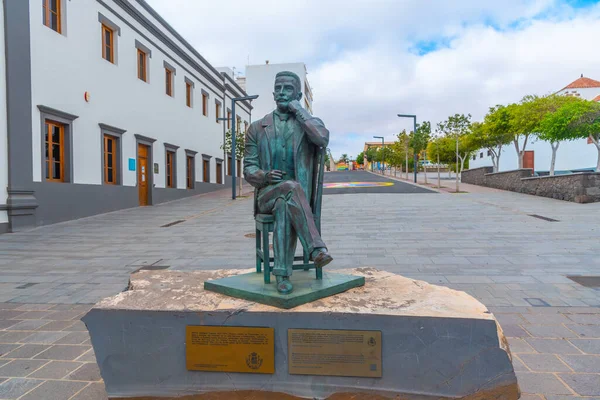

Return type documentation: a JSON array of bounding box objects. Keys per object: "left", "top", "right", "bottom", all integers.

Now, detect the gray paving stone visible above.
[
  {"left": 525, "top": 339, "right": 582, "bottom": 354},
  {"left": 507, "top": 338, "right": 536, "bottom": 353},
  {"left": 75, "top": 349, "right": 96, "bottom": 362},
  {"left": 2, "top": 345, "right": 50, "bottom": 359},
  {"left": 521, "top": 313, "right": 572, "bottom": 325},
  {"left": 501, "top": 324, "right": 531, "bottom": 338},
  {"left": 21, "top": 331, "right": 70, "bottom": 345},
  {"left": 566, "top": 314, "right": 600, "bottom": 325},
  {"left": 13, "top": 311, "right": 56, "bottom": 320},
  {"left": 558, "top": 373, "right": 600, "bottom": 396},
  {"left": 0, "top": 378, "right": 43, "bottom": 399},
  {"left": 70, "top": 382, "right": 108, "bottom": 400},
  {"left": 53, "top": 332, "right": 89, "bottom": 345},
  {"left": 569, "top": 339, "right": 600, "bottom": 354},
  {"left": 559, "top": 355, "right": 600, "bottom": 373},
  {"left": 0, "top": 344, "right": 21, "bottom": 357},
  {"left": 0, "top": 360, "right": 48, "bottom": 377},
  {"left": 518, "top": 354, "right": 572, "bottom": 372},
  {"left": 18, "top": 379, "right": 87, "bottom": 400},
  {"left": 6, "top": 320, "right": 49, "bottom": 331},
  {"left": 511, "top": 355, "right": 528, "bottom": 372},
  {"left": 0, "top": 331, "right": 34, "bottom": 344},
  {"left": 35, "top": 320, "right": 76, "bottom": 331},
  {"left": 495, "top": 313, "right": 527, "bottom": 325},
  {"left": 565, "top": 324, "right": 600, "bottom": 338},
  {"left": 66, "top": 363, "right": 102, "bottom": 382},
  {"left": 515, "top": 371, "right": 572, "bottom": 395},
  {"left": 522, "top": 325, "right": 579, "bottom": 338},
  {"left": 28, "top": 361, "right": 84, "bottom": 379},
  {"left": 546, "top": 397, "right": 600, "bottom": 400},
  {"left": 33, "top": 345, "right": 91, "bottom": 361}
]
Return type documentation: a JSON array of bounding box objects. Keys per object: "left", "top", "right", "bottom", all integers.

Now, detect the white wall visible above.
[
  {"left": 0, "top": 0, "right": 9, "bottom": 224},
  {"left": 245, "top": 63, "right": 310, "bottom": 120},
  {"left": 28, "top": 0, "right": 241, "bottom": 187},
  {"left": 556, "top": 86, "right": 600, "bottom": 101},
  {"left": 470, "top": 137, "right": 598, "bottom": 173}
]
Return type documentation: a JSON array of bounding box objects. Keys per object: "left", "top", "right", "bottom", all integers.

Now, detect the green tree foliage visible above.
[
  {"left": 473, "top": 106, "right": 514, "bottom": 172},
  {"left": 340, "top": 153, "right": 349, "bottom": 163},
  {"left": 356, "top": 151, "right": 364, "bottom": 166},
  {"left": 436, "top": 114, "right": 475, "bottom": 173},
  {"left": 410, "top": 121, "right": 432, "bottom": 156},
  {"left": 221, "top": 129, "right": 245, "bottom": 196},
  {"left": 559, "top": 100, "right": 600, "bottom": 172},
  {"left": 536, "top": 96, "right": 584, "bottom": 175}
]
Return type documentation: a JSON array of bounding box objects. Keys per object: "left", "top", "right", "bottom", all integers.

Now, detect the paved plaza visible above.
[{"left": 0, "top": 170, "right": 599, "bottom": 398}]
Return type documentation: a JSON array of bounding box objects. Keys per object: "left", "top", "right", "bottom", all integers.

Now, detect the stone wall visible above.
[{"left": 462, "top": 167, "right": 600, "bottom": 203}]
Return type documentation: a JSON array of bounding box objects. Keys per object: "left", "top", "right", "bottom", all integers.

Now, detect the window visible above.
[
  {"left": 186, "top": 83, "right": 192, "bottom": 107},
  {"left": 227, "top": 155, "right": 232, "bottom": 176},
  {"left": 472, "top": 155, "right": 476, "bottom": 161},
  {"left": 165, "top": 68, "right": 173, "bottom": 96},
  {"left": 137, "top": 49, "right": 147, "bottom": 82},
  {"left": 227, "top": 110, "right": 231, "bottom": 129},
  {"left": 187, "top": 156, "right": 194, "bottom": 189},
  {"left": 45, "top": 121, "right": 64, "bottom": 182},
  {"left": 104, "top": 135, "right": 118, "bottom": 184},
  {"left": 203, "top": 159, "right": 209, "bottom": 182},
  {"left": 487, "top": 150, "right": 492, "bottom": 156},
  {"left": 43, "top": 0, "right": 61, "bottom": 33},
  {"left": 166, "top": 151, "right": 175, "bottom": 188},
  {"left": 236, "top": 116, "right": 242, "bottom": 131},
  {"left": 216, "top": 161, "right": 223, "bottom": 184},
  {"left": 244, "top": 121, "right": 249, "bottom": 133},
  {"left": 202, "top": 93, "right": 208, "bottom": 116},
  {"left": 480, "top": 152, "right": 483, "bottom": 159},
  {"left": 100, "top": 25, "right": 115, "bottom": 63},
  {"left": 216, "top": 102, "right": 221, "bottom": 123}
]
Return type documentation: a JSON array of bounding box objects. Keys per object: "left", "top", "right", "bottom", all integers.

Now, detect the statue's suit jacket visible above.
[{"left": 244, "top": 110, "right": 329, "bottom": 215}]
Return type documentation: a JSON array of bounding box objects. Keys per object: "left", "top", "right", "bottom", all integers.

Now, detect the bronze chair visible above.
[{"left": 254, "top": 147, "right": 326, "bottom": 284}]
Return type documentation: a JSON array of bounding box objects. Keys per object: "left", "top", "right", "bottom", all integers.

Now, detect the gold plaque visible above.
[
  {"left": 186, "top": 326, "right": 274, "bottom": 374},
  {"left": 288, "top": 329, "right": 382, "bottom": 378}
]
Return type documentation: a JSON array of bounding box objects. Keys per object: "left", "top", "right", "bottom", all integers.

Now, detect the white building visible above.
[
  {"left": 470, "top": 75, "right": 600, "bottom": 174},
  {"left": 0, "top": 0, "right": 252, "bottom": 233},
  {"left": 243, "top": 62, "right": 314, "bottom": 120}
]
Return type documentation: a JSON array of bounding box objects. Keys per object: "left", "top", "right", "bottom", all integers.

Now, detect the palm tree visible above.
[{"left": 340, "top": 154, "right": 349, "bottom": 163}]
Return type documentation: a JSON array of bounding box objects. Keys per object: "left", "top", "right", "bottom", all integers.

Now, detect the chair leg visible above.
[
  {"left": 263, "top": 229, "right": 271, "bottom": 284},
  {"left": 255, "top": 227, "right": 261, "bottom": 273},
  {"left": 316, "top": 266, "right": 323, "bottom": 280}
]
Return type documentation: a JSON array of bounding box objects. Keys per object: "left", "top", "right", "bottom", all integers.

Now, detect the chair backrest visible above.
[{"left": 310, "top": 147, "right": 326, "bottom": 233}]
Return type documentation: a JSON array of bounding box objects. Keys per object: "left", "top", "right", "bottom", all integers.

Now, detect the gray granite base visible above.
[{"left": 82, "top": 269, "right": 519, "bottom": 399}]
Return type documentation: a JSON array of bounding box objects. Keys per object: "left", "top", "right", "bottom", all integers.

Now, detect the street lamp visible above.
[
  {"left": 373, "top": 136, "right": 384, "bottom": 174},
  {"left": 218, "top": 94, "right": 259, "bottom": 200},
  {"left": 398, "top": 114, "right": 418, "bottom": 183}
]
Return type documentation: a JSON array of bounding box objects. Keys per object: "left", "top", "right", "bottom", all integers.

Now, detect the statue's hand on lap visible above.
[{"left": 266, "top": 170, "right": 284, "bottom": 185}]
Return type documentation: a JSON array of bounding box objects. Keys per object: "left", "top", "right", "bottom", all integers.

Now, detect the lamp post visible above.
[
  {"left": 398, "top": 114, "right": 417, "bottom": 183},
  {"left": 373, "top": 136, "right": 384, "bottom": 174},
  {"left": 218, "top": 94, "right": 259, "bottom": 200}
]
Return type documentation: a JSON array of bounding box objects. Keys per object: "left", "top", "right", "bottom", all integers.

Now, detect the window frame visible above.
[
  {"left": 164, "top": 143, "right": 179, "bottom": 189},
  {"left": 102, "top": 24, "right": 114, "bottom": 63},
  {"left": 103, "top": 134, "right": 118, "bottom": 185},
  {"left": 38, "top": 105, "right": 78, "bottom": 184},
  {"left": 216, "top": 159, "right": 223, "bottom": 184},
  {"left": 186, "top": 83, "right": 192, "bottom": 107},
  {"left": 201, "top": 90, "right": 209, "bottom": 117},
  {"left": 99, "top": 123, "right": 125, "bottom": 186},
  {"left": 137, "top": 49, "right": 147, "bottom": 82},
  {"left": 165, "top": 68, "right": 173, "bottom": 96},
  {"left": 227, "top": 109, "right": 231, "bottom": 129},
  {"left": 45, "top": 121, "right": 65, "bottom": 182},
  {"left": 185, "top": 149, "right": 197, "bottom": 190},
  {"left": 43, "top": 0, "right": 62, "bottom": 34}
]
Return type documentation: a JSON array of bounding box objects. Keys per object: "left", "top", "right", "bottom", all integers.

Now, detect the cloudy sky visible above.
[{"left": 147, "top": 0, "right": 600, "bottom": 159}]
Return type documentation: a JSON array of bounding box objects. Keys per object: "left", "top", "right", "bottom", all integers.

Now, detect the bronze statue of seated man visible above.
[{"left": 244, "top": 71, "right": 332, "bottom": 294}]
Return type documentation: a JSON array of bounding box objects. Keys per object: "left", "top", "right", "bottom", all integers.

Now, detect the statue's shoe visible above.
[
  {"left": 276, "top": 276, "right": 293, "bottom": 295},
  {"left": 313, "top": 250, "right": 333, "bottom": 269}
]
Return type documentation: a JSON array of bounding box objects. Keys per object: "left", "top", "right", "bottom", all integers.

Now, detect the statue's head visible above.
[{"left": 273, "top": 71, "right": 302, "bottom": 112}]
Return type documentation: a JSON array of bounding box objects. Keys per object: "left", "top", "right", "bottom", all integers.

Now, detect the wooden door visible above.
[
  {"left": 203, "top": 159, "right": 209, "bottom": 182},
  {"left": 138, "top": 144, "right": 149, "bottom": 206},
  {"left": 216, "top": 163, "right": 223, "bottom": 184},
  {"left": 523, "top": 150, "right": 534, "bottom": 171}
]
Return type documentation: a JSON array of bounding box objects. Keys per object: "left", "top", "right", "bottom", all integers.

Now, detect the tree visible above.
[
  {"left": 365, "top": 146, "right": 378, "bottom": 171},
  {"left": 356, "top": 152, "right": 364, "bottom": 167},
  {"left": 536, "top": 96, "right": 583, "bottom": 175},
  {"left": 221, "top": 128, "right": 245, "bottom": 196},
  {"left": 561, "top": 100, "right": 600, "bottom": 172},
  {"left": 475, "top": 105, "right": 514, "bottom": 172},
  {"left": 437, "top": 113, "right": 473, "bottom": 191},
  {"left": 324, "top": 149, "right": 331, "bottom": 171},
  {"left": 339, "top": 154, "right": 349, "bottom": 163},
  {"left": 410, "top": 121, "right": 431, "bottom": 182},
  {"left": 396, "top": 130, "right": 411, "bottom": 178}
]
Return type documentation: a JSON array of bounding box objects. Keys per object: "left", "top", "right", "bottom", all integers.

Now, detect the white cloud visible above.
[{"left": 146, "top": 0, "right": 600, "bottom": 159}]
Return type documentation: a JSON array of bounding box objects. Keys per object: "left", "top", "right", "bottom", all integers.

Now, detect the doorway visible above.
[
  {"left": 523, "top": 150, "right": 534, "bottom": 171},
  {"left": 138, "top": 144, "right": 150, "bottom": 206}
]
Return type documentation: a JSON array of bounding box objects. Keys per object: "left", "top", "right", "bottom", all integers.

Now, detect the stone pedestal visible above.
[{"left": 82, "top": 268, "right": 519, "bottom": 400}]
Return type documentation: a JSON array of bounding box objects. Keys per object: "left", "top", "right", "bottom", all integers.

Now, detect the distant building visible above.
[
  {"left": 363, "top": 141, "right": 395, "bottom": 171},
  {"left": 0, "top": 0, "right": 251, "bottom": 233},
  {"left": 470, "top": 75, "right": 600, "bottom": 174},
  {"left": 243, "top": 62, "right": 314, "bottom": 120}
]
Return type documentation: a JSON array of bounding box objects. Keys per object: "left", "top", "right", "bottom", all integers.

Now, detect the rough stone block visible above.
[{"left": 83, "top": 268, "right": 519, "bottom": 399}]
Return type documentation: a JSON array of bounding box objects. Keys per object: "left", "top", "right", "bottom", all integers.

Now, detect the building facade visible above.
[
  {"left": 0, "top": 0, "right": 251, "bottom": 233},
  {"left": 243, "top": 62, "right": 313, "bottom": 120},
  {"left": 470, "top": 75, "right": 600, "bottom": 174}
]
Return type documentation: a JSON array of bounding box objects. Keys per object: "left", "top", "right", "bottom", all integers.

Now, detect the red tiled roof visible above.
[
  {"left": 562, "top": 76, "right": 600, "bottom": 90},
  {"left": 594, "top": 95, "right": 600, "bottom": 102}
]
